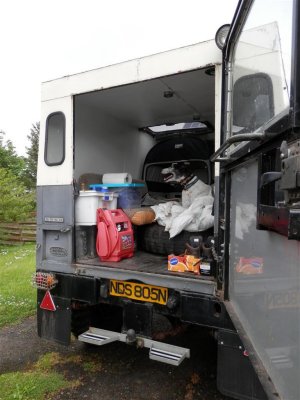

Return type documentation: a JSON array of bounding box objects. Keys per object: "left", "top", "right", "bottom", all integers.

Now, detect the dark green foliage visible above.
[
  {"left": 0, "top": 167, "right": 35, "bottom": 222},
  {"left": 0, "top": 131, "right": 26, "bottom": 178},
  {"left": 0, "top": 126, "right": 39, "bottom": 222},
  {"left": 23, "top": 122, "right": 40, "bottom": 190}
]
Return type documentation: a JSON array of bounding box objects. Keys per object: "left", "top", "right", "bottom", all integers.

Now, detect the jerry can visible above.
[{"left": 96, "top": 208, "right": 134, "bottom": 261}]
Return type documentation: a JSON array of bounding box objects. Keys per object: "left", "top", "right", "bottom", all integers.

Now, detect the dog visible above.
[{"left": 161, "top": 162, "right": 212, "bottom": 208}]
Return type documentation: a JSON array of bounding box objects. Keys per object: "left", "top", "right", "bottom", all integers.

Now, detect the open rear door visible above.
[{"left": 212, "top": 1, "right": 300, "bottom": 400}]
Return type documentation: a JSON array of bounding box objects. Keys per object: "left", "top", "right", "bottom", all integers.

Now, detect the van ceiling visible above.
[{"left": 75, "top": 68, "right": 215, "bottom": 129}]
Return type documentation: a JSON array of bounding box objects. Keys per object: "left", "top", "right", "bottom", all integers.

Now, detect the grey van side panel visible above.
[{"left": 36, "top": 185, "right": 74, "bottom": 268}]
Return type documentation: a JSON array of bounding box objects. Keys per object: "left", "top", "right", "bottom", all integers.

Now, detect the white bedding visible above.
[{"left": 151, "top": 179, "right": 214, "bottom": 238}]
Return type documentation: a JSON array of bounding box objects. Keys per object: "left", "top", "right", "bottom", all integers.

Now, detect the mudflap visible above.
[
  {"left": 217, "top": 330, "right": 267, "bottom": 400},
  {"left": 37, "top": 290, "right": 71, "bottom": 346}
]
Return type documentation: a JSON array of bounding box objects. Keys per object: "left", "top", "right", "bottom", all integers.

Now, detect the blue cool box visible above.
[
  {"left": 89, "top": 183, "right": 145, "bottom": 190},
  {"left": 89, "top": 183, "right": 145, "bottom": 208}
]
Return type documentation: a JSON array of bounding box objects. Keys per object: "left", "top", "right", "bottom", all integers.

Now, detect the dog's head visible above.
[{"left": 161, "top": 162, "right": 192, "bottom": 185}]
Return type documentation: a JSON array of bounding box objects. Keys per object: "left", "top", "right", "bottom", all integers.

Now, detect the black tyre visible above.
[{"left": 138, "top": 223, "right": 213, "bottom": 255}]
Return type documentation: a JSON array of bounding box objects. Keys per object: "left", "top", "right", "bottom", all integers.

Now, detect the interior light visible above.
[
  {"left": 215, "top": 24, "right": 230, "bottom": 50},
  {"left": 163, "top": 90, "right": 174, "bottom": 98},
  {"left": 205, "top": 67, "right": 215, "bottom": 76}
]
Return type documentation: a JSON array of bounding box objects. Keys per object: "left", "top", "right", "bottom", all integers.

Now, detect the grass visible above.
[
  {"left": 0, "top": 247, "right": 81, "bottom": 400},
  {"left": 0, "top": 244, "right": 36, "bottom": 328},
  {"left": 0, "top": 371, "right": 69, "bottom": 400},
  {"left": 0, "top": 353, "right": 78, "bottom": 400}
]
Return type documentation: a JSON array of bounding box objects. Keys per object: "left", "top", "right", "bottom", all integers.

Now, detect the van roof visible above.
[{"left": 41, "top": 39, "right": 221, "bottom": 102}]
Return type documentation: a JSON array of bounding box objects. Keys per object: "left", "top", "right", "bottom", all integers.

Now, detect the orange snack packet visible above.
[{"left": 168, "top": 254, "right": 200, "bottom": 275}]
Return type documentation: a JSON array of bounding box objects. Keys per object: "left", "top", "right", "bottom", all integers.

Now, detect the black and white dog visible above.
[{"left": 161, "top": 162, "right": 212, "bottom": 208}]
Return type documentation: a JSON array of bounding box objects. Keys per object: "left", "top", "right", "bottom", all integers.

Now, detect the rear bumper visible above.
[{"left": 37, "top": 271, "right": 234, "bottom": 346}]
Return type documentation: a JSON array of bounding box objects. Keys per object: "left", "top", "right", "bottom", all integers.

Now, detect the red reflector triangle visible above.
[{"left": 40, "top": 290, "right": 56, "bottom": 311}]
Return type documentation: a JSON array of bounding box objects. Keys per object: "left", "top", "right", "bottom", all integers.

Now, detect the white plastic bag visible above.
[{"left": 151, "top": 194, "right": 214, "bottom": 238}]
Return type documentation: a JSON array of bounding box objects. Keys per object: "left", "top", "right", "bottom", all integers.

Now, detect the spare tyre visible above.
[{"left": 137, "top": 223, "right": 213, "bottom": 256}]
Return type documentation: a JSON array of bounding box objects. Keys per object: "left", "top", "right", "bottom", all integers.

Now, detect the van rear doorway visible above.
[{"left": 73, "top": 67, "right": 217, "bottom": 287}]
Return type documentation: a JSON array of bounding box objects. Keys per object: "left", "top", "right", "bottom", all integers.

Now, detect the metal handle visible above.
[
  {"left": 60, "top": 227, "right": 71, "bottom": 233},
  {"left": 210, "top": 132, "right": 266, "bottom": 162},
  {"left": 260, "top": 172, "right": 282, "bottom": 187}
]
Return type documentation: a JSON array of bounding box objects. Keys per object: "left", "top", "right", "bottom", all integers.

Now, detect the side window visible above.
[
  {"left": 45, "top": 112, "right": 65, "bottom": 166},
  {"left": 230, "top": 0, "right": 293, "bottom": 138},
  {"left": 233, "top": 73, "right": 274, "bottom": 133}
]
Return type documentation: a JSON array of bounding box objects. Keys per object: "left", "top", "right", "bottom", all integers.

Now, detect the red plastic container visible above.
[{"left": 96, "top": 208, "right": 134, "bottom": 261}]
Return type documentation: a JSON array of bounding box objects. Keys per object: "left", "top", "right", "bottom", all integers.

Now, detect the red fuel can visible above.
[{"left": 96, "top": 208, "right": 134, "bottom": 261}]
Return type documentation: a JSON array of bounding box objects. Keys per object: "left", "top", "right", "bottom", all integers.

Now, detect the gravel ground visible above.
[{"left": 0, "top": 316, "right": 232, "bottom": 400}]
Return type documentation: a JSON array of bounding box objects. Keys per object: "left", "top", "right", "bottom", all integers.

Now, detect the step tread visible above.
[{"left": 79, "top": 327, "right": 190, "bottom": 366}]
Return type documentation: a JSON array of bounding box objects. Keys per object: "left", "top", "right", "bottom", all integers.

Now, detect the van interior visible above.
[{"left": 73, "top": 67, "right": 217, "bottom": 282}]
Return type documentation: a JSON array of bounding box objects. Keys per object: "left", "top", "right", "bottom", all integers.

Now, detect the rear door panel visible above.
[{"left": 228, "top": 159, "right": 300, "bottom": 400}]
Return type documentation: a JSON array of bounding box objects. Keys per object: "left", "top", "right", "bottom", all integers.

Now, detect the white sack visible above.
[{"left": 151, "top": 194, "right": 214, "bottom": 238}]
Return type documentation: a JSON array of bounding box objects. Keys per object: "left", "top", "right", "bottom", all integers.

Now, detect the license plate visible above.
[{"left": 109, "top": 280, "right": 168, "bottom": 305}]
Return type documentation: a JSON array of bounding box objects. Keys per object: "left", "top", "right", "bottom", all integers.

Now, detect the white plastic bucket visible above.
[{"left": 75, "top": 191, "right": 118, "bottom": 225}]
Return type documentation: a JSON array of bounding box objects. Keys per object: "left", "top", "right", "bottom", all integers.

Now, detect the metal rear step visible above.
[{"left": 79, "top": 327, "right": 190, "bottom": 366}]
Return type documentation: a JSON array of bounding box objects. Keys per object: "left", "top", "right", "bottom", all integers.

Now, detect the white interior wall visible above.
[{"left": 74, "top": 100, "right": 155, "bottom": 181}]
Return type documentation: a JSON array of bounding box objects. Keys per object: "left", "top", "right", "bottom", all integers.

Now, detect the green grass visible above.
[
  {"left": 0, "top": 370, "right": 69, "bottom": 400},
  {"left": 0, "top": 244, "right": 36, "bottom": 328},
  {"left": 0, "top": 249, "right": 79, "bottom": 399},
  {"left": 0, "top": 353, "right": 77, "bottom": 400}
]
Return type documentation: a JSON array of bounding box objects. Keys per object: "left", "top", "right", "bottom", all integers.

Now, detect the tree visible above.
[
  {"left": 0, "top": 128, "right": 38, "bottom": 222},
  {"left": 0, "top": 167, "right": 35, "bottom": 222},
  {"left": 23, "top": 122, "right": 40, "bottom": 190},
  {"left": 0, "top": 131, "right": 26, "bottom": 178}
]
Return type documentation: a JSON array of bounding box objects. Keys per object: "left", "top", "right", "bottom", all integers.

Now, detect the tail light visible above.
[{"left": 32, "top": 272, "right": 58, "bottom": 290}]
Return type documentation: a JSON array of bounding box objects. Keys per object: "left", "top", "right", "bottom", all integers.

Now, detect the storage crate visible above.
[{"left": 89, "top": 183, "right": 145, "bottom": 209}]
